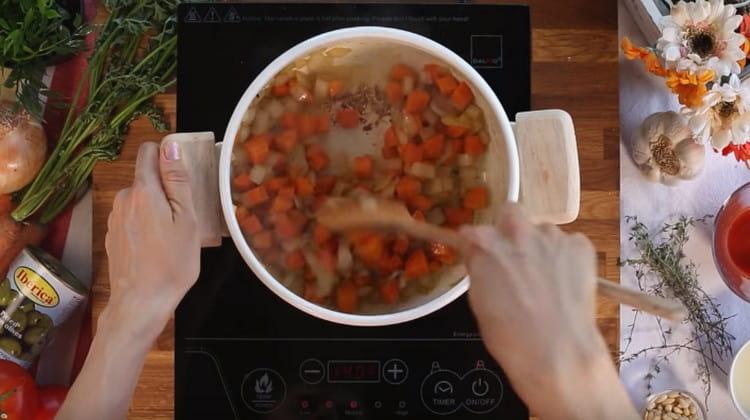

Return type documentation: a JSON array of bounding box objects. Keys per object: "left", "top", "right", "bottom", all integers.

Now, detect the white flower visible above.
[
  {"left": 657, "top": 0, "right": 745, "bottom": 78},
  {"left": 684, "top": 74, "right": 750, "bottom": 149}
]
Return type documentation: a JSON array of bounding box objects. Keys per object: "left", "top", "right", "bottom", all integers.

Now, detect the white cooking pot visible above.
[{"left": 171, "top": 27, "right": 580, "bottom": 327}]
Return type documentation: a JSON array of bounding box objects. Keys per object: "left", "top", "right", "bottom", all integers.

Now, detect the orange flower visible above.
[
  {"left": 665, "top": 69, "right": 714, "bottom": 108},
  {"left": 740, "top": 14, "right": 750, "bottom": 38},
  {"left": 740, "top": 37, "right": 750, "bottom": 69},
  {"left": 722, "top": 142, "right": 750, "bottom": 168},
  {"left": 621, "top": 37, "right": 667, "bottom": 77}
]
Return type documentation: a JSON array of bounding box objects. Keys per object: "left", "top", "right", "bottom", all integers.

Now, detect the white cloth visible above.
[{"left": 619, "top": 1, "right": 750, "bottom": 418}]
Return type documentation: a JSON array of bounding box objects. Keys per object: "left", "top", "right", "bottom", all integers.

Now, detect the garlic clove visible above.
[{"left": 674, "top": 139, "right": 705, "bottom": 180}]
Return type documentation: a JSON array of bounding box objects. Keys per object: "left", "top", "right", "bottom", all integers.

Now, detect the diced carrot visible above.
[
  {"left": 270, "top": 194, "right": 294, "bottom": 213},
  {"left": 306, "top": 145, "right": 330, "bottom": 171},
  {"left": 314, "top": 175, "right": 336, "bottom": 194},
  {"left": 409, "top": 194, "right": 433, "bottom": 212},
  {"left": 265, "top": 177, "right": 289, "bottom": 192},
  {"left": 295, "top": 176, "right": 314, "bottom": 197},
  {"left": 463, "top": 186, "right": 489, "bottom": 209},
  {"left": 428, "top": 241, "right": 458, "bottom": 265},
  {"left": 278, "top": 186, "right": 295, "bottom": 199},
  {"left": 429, "top": 260, "right": 442, "bottom": 272},
  {"left": 346, "top": 228, "right": 375, "bottom": 245},
  {"left": 401, "top": 143, "right": 423, "bottom": 165},
  {"left": 382, "top": 146, "right": 399, "bottom": 159},
  {"left": 444, "top": 207, "right": 474, "bottom": 226},
  {"left": 243, "top": 186, "right": 269, "bottom": 207},
  {"left": 379, "top": 278, "right": 400, "bottom": 304},
  {"left": 435, "top": 75, "right": 458, "bottom": 95},
  {"left": 353, "top": 273, "right": 372, "bottom": 287},
  {"left": 449, "top": 138, "right": 464, "bottom": 155},
  {"left": 272, "top": 82, "right": 290, "bottom": 97},
  {"left": 318, "top": 246, "right": 338, "bottom": 272},
  {"left": 275, "top": 129, "right": 298, "bottom": 153},
  {"left": 353, "top": 155, "right": 374, "bottom": 179},
  {"left": 335, "top": 281, "right": 359, "bottom": 313},
  {"left": 450, "top": 81, "right": 474, "bottom": 110},
  {"left": 244, "top": 134, "right": 271, "bottom": 164},
  {"left": 281, "top": 112, "right": 298, "bottom": 129},
  {"left": 384, "top": 126, "right": 399, "bottom": 148},
  {"left": 405, "top": 249, "right": 430, "bottom": 279},
  {"left": 390, "top": 63, "right": 416, "bottom": 81},
  {"left": 464, "top": 134, "right": 485, "bottom": 156},
  {"left": 252, "top": 230, "right": 273, "bottom": 249},
  {"left": 313, "top": 224, "right": 332, "bottom": 246},
  {"left": 335, "top": 108, "right": 359, "bottom": 129},
  {"left": 413, "top": 210, "right": 425, "bottom": 221},
  {"left": 378, "top": 254, "right": 403, "bottom": 274},
  {"left": 423, "top": 63, "right": 448, "bottom": 83},
  {"left": 304, "top": 281, "right": 325, "bottom": 303},
  {"left": 328, "top": 80, "right": 345, "bottom": 98},
  {"left": 288, "top": 209, "right": 308, "bottom": 231},
  {"left": 237, "top": 208, "right": 263, "bottom": 234},
  {"left": 404, "top": 89, "right": 431, "bottom": 114},
  {"left": 354, "top": 233, "right": 385, "bottom": 266},
  {"left": 285, "top": 250, "right": 306, "bottom": 270},
  {"left": 274, "top": 213, "right": 299, "bottom": 238},
  {"left": 384, "top": 81, "right": 403, "bottom": 105},
  {"left": 392, "top": 234, "right": 410, "bottom": 255},
  {"left": 316, "top": 114, "right": 330, "bottom": 133},
  {"left": 298, "top": 114, "right": 318, "bottom": 138},
  {"left": 445, "top": 125, "right": 469, "bottom": 138},
  {"left": 395, "top": 176, "right": 421, "bottom": 200},
  {"left": 422, "top": 134, "right": 445, "bottom": 160},
  {"left": 312, "top": 195, "right": 327, "bottom": 211},
  {"left": 232, "top": 173, "right": 254, "bottom": 192}
]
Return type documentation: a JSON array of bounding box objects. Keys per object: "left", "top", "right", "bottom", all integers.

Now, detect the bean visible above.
[
  {"left": 655, "top": 395, "right": 668, "bottom": 403},
  {"left": 664, "top": 404, "right": 673, "bottom": 413},
  {"left": 673, "top": 407, "right": 683, "bottom": 415},
  {"left": 668, "top": 392, "right": 679, "bottom": 398}
]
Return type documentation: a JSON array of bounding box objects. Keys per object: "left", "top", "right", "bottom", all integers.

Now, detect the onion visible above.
[
  {"left": 402, "top": 76, "right": 415, "bottom": 94},
  {"left": 441, "top": 115, "right": 472, "bottom": 129},
  {"left": 237, "top": 123, "right": 251, "bottom": 143},
  {"left": 291, "top": 82, "right": 312, "bottom": 103},
  {"left": 0, "top": 102, "right": 47, "bottom": 194},
  {"left": 265, "top": 99, "right": 285, "bottom": 120},
  {"left": 324, "top": 47, "right": 352, "bottom": 58},
  {"left": 425, "top": 179, "right": 443, "bottom": 195},
  {"left": 251, "top": 109, "right": 271, "bottom": 135},
  {"left": 422, "top": 108, "right": 439, "bottom": 125},
  {"left": 407, "top": 162, "right": 436, "bottom": 179},
  {"left": 457, "top": 154, "right": 475, "bottom": 167},
  {"left": 380, "top": 159, "right": 402, "bottom": 173},
  {"left": 249, "top": 165, "right": 269, "bottom": 184},
  {"left": 337, "top": 241, "right": 353, "bottom": 274},
  {"left": 426, "top": 208, "right": 446, "bottom": 225},
  {"left": 403, "top": 113, "right": 421, "bottom": 137},
  {"left": 314, "top": 78, "right": 329, "bottom": 101}
]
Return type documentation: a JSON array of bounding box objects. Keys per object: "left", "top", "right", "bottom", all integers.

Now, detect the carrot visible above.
[
  {"left": 384, "top": 126, "right": 399, "bottom": 148},
  {"left": 413, "top": 210, "right": 425, "bottom": 221},
  {"left": 395, "top": 176, "right": 421, "bottom": 200},
  {"left": 314, "top": 175, "right": 336, "bottom": 194},
  {"left": 243, "top": 186, "right": 269, "bottom": 207},
  {"left": 428, "top": 241, "right": 458, "bottom": 265},
  {"left": 346, "top": 228, "right": 375, "bottom": 245},
  {"left": 288, "top": 209, "right": 309, "bottom": 232},
  {"left": 316, "top": 114, "right": 330, "bottom": 133},
  {"left": 328, "top": 80, "right": 345, "bottom": 98},
  {"left": 463, "top": 186, "right": 489, "bottom": 209},
  {"left": 449, "top": 138, "right": 464, "bottom": 155},
  {"left": 424, "top": 63, "right": 448, "bottom": 83},
  {"left": 379, "top": 278, "right": 400, "bottom": 304},
  {"left": 252, "top": 230, "right": 273, "bottom": 250},
  {"left": 353, "top": 155, "right": 374, "bottom": 179},
  {"left": 353, "top": 273, "right": 372, "bottom": 287},
  {"left": 354, "top": 233, "right": 385, "bottom": 265},
  {"left": 312, "top": 195, "right": 327, "bottom": 211},
  {"left": 272, "top": 82, "right": 290, "bottom": 97},
  {"left": 306, "top": 145, "right": 330, "bottom": 171},
  {"left": 294, "top": 176, "right": 314, "bottom": 197},
  {"left": 237, "top": 207, "right": 263, "bottom": 234},
  {"left": 404, "top": 89, "right": 431, "bottom": 114},
  {"left": 313, "top": 224, "right": 332, "bottom": 246},
  {"left": 244, "top": 134, "right": 271, "bottom": 164},
  {"left": 280, "top": 111, "right": 298, "bottom": 129},
  {"left": 274, "top": 129, "right": 298, "bottom": 153},
  {"left": 317, "top": 246, "right": 338, "bottom": 272},
  {"left": 274, "top": 213, "right": 300, "bottom": 239},
  {"left": 278, "top": 186, "right": 295, "bottom": 199},
  {"left": 298, "top": 114, "right": 318, "bottom": 138},
  {"left": 384, "top": 81, "right": 403, "bottom": 105},
  {"left": 270, "top": 194, "right": 294, "bottom": 213},
  {"left": 265, "top": 177, "right": 289, "bottom": 192},
  {"left": 232, "top": 173, "right": 254, "bottom": 192},
  {"left": 444, "top": 207, "right": 474, "bottom": 226},
  {"left": 390, "top": 63, "right": 415, "bottom": 81},
  {"left": 409, "top": 194, "right": 433, "bottom": 212},
  {"left": 382, "top": 146, "right": 399, "bottom": 159},
  {"left": 304, "top": 281, "right": 325, "bottom": 303},
  {"left": 285, "top": 250, "right": 306, "bottom": 270},
  {"left": 429, "top": 260, "right": 442, "bottom": 272},
  {"left": 435, "top": 75, "right": 458, "bottom": 95},
  {"left": 464, "top": 134, "right": 485, "bottom": 156},
  {"left": 378, "top": 254, "right": 403, "bottom": 275},
  {"left": 335, "top": 281, "right": 359, "bottom": 313},
  {"left": 405, "top": 249, "right": 430, "bottom": 279},
  {"left": 450, "top": 81, "right": 474, "bottom": 110},
  {"left": 392, "top": 234, "right": 410, "bottom": 255},
  {"left": 335, "top": 108, "right": 359, "bottom": 129},
  {"left": 401, "top": 143, "right": 423, "bottom": 165},
  {"left": 422, "top": 134, "right": 445, "bottom": 160},
  {"left": 445, "top": 125, "right": 469, "bottom": 139}
]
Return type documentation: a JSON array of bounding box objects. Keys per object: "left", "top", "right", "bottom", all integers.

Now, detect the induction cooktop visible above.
[{"left": 175, "top": 3, "right": 531, "bottom": 419}]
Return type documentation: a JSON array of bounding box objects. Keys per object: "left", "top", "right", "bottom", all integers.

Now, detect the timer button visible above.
[
  {"left": 240, "top": 368, "right": 287, "bottom": 414},
  {"left": 420, "top": 362, "right": 461, "bottom": 415},
  {"left": 461, "top": 361, "right": 503, "bottom": 414}
]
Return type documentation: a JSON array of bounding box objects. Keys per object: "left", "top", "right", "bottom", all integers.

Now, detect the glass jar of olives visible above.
[{"left": 0, "top": 247, "right": 88, "bottom": 368}]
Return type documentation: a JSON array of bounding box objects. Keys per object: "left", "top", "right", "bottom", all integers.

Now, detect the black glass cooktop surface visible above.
[{"left": 176, "top": 3, "right": 530, "bottom": 419}]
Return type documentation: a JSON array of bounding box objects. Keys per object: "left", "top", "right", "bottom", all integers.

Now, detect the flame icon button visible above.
[{"left": 241, "top": 368, "right": 287, "bottom": 414}]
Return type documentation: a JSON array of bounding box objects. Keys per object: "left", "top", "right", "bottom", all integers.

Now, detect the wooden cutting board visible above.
[{"left": 90, "top": 1, "right": 619, "bottom": 418}]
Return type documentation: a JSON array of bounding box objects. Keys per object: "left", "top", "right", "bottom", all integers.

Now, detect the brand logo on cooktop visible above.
[{"left": 471, "top": 35, "right": 503, "bottom": 69}]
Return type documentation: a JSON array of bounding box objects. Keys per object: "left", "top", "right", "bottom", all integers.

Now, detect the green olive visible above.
[
  {"left": 8, "top": 310, "right": 27, "bottom": 333},
  {"left": 19, "top": 352, "right": 34, "bottom": 362},
  {"left": 0, "top": 337, "right": 22, "bottom": 357},
  {"left": 0, "top": 279, "right": 10, "bottom": 294},
  {"left": 0, "top": 289, "right": 17, "bottom": 308},
  {"left": 22, "top": 327, "right": 47, "bottom": 347},
  {"left": 26, "top": 311, "right": 52, "bottom": 330},
  {"left": 19, "top": 299, "right": 34, "bottom": 313}
]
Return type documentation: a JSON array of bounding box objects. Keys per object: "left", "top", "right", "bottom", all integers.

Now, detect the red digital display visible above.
[{"left": 327, "top": 361, "right": 380, "bottom": 383}]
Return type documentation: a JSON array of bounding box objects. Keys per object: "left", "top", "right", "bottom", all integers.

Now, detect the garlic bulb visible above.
[{"left": 632, "top": 111, "right": 705, "bottom": 185}]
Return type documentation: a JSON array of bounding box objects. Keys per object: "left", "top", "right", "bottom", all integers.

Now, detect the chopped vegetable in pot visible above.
[{"left": 232, "top": 58, "right": 491, "bottom": 313}]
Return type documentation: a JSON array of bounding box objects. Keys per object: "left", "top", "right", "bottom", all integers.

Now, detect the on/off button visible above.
[{"left": 299, "top": 359, "right": 325, "bottom": 384}]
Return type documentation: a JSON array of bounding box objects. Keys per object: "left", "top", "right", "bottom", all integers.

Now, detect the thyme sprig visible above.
[
  {"left": 11, "top": 0, "right": 178, "bottom": 223},
  {"left": 620, "top": 215, "right": 735, "bottom": 406}
]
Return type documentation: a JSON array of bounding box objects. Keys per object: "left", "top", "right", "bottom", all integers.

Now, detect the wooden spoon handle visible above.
[{"left": 596, "top": 279, "right": 687, "bottom": 321}]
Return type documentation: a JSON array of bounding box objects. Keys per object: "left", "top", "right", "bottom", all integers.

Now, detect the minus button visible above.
[{"left": 300, "top": 359, "right": 326, "bottom": 384}]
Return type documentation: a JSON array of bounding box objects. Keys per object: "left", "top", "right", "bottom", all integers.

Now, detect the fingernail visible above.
[{"left": 163, "top": 141, "right": 181, "bottom": 161}]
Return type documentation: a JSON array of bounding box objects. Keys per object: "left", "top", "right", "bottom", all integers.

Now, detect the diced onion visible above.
[
  {"left": 426, "top": 208, "right": 446, "bottom": 225},
  {"left": 403, "top": 113, "right": 421, "bottom": 137},
  {"left": 302, "top": 249, "right": 337, "bottom": 297},
  {"left": 442, "top": 176, "right": 455, "bottom": 191},
  {"left": 249, "top": 165, "right": 269, "bottom": 184},
  {"left": 295, "top": 71, "right": 312, "bottom": 89},
  {"left": 407, "top": 162, "right": 436, "bottom": 179},
  {"left": 251, "top": 109, "right": 271, "bottom": 135},
  {"left": 380, "top": 184, "right": 396, "bottom": 198},
  {"left": 379, "top": 159, "right": 402, "bottom": 172},
  {"left": 267, "top": 151, "right": 282, "bottom": 169},
  {"left": 332, "top": 180, "right": 347, "bottom": 196},
  {"left": 282, "top": 97, "right": 301, "bottom": 113},
  {"left": 479, "top": 131, "right": 490, "bottom": 145},
  {"left": 314, "top": 78, "right": 329, "bottom": 101},
  {"left": 430, "top": 94, "right": 455, "bottom": 116},
  {"left": 441, "top": 115, "right": 472, "bottom": 129},
  {"left": 420, "top": 69, "right": 433, "bottom": 84},
  {"left": 395, "top": 127, "right": 409, "bottom": 145},
  {"left": 373, "top": 174, "right": 396, "bottom": 191},
  {"left": 238, "top": 123, "right": 251, "bottom": 143},
  {"left": 419, "top": 126, "right": 435, "bottom": 141},
  {"left": 422, "top": 108, "right": 439, "bottom": 125},
  {"left": 337, "top": 242, "right": 353, "bottom": 274},
  {"left": 324, "top": 47, "right": 352, "bottom": 58},
  {"left": 464, "top": 104, "right": 482, "bottom": 120},
  {"left": 289, "top": 147, "right": 309, "bottom": 173},
  {"left": 281, "top": 237, "right": 304, "bottom": 252},
  {"left": 291, "top": 83, "right": 312, "bottom": 103},
  {"left": 457, "top": 154, "right": 475, "bottom": 167},
  {"left": 459, "top": 167, "right": 479, "bottom": 182},
  {"left": 266, "top": 99, "right": 285, "bottom": 120},
  {"left": 425, "top": 179, "right": 443, "bottom": 195},
  {"left": 402, "top": 76, "right": 415, "bottom": 94},
  {"left": 242, "top": 107, "right": 256, "bottom": 124}
]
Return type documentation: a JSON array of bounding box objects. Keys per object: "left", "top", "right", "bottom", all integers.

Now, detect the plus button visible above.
[{"left": 382, "top": 359, "right": 408, "bottom": 385}]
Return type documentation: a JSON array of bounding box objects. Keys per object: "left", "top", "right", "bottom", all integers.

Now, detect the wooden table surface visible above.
[{"left": 91, "top": 1, "right": 618, "bottom": 418}]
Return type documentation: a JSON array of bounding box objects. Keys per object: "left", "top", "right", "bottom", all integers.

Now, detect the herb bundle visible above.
[
  {"left": 621, "top": 216, "right": 735, "bottom": 404},
  {"left": 11, "top": 0, "right": 178, "bottom": 223},
  {"left": 0, "top": 0, "right": 90, "bottom": 120}
]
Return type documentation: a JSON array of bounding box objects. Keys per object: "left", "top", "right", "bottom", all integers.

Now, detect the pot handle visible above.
[
  {"left": 512, "top": 110, "right": 580, "bottom": 224},
  {"left": 161, "top": 132, "right": 226, "bottom": 247}
]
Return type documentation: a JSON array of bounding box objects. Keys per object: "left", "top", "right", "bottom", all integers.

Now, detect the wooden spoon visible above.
[{"left": 316, "top": 197, "right": 688, "bottom": 321}]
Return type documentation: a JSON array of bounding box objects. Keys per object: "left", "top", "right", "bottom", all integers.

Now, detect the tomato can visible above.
[{"left": 0, "top": 247, "right": 88, "bottom": 368}]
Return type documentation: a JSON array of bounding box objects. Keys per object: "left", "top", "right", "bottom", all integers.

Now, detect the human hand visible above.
[
  {"left": 461, "top": 204, "right": 636, "bottom": 420},
  {"left": 104, "top": 141, "right": 200, "bottom": 339}
]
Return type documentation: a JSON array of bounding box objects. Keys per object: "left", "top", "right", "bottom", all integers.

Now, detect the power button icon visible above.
[{"left": 471, "top": 378, "right": 489, "bottom": 397}]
